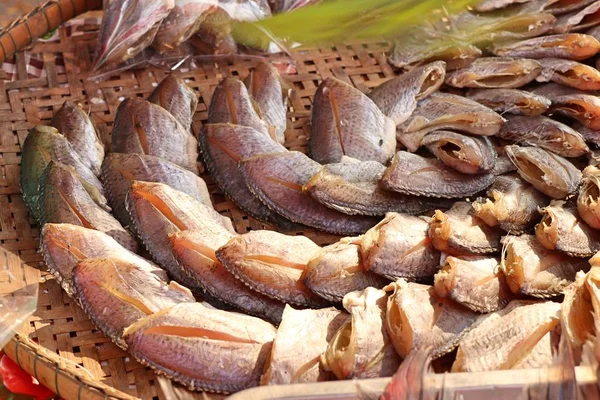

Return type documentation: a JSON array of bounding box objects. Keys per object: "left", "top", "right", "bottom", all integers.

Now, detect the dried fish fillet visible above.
[
  {"left": 123, "top": 303, "right": 276, "bottom": 393},
  {"left": 445, "top": 57, "right": 541, "bottom": 89},
  {"left": 385, "top": 280, "right": 478, "bottom": 359},
  {"left": 322, "top": 287, "right": 401, "bottom": 379},
  {"left": 554, "top": 1, "right": 600, "bottom": 33},
  {"left": 453, "top": 300, "right": 560, "bottom": 372},
  {"left": 466, "top": 88, "right": 551, "bottom": 116},
  {"left": 578, "top": 165, "right": 600, "bottom": 229},
  {"left": 147, "top": 75, "right": 198, "bottom": 131},
  {"left": 309, "top": 77, "right": 396, "bottom": 164},
  {"left": 262, "top": 306, "right": 349, "bottom": 385},
  {"left": 535, "top": 58, "right": 600, "bottom": 90},
  {"left": 562, "top": 271, "right": 594, "bottom": 358},
  {"left": 505, "top": 145, "right": 582, "bottom": 199},
  {"left": 421, "top": 131, "right": 496, "bottom": 174},
  {"left": 492, "top": 34, "right": 600, "bottom": 60},
  {"left": 381, "top": 151, "right": 494, "bottom": 198}
]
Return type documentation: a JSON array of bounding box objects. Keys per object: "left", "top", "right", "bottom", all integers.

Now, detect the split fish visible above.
[
  {"left": 535, "top": 58, "right": 600, "bottom": 90},
  {"left": 578, "top": 165, "right": 600, "bottom": 229},
  {"left": 466, "top": 88, "right": 551, "bottom": 116},
  {"left": 147, "top": 75, "right": 199, "bottom": 131},
  {"left": 492, "top": 33, "right": 600, "bottom": 60},
  {"left": 532, "top": 83, "right": 600, "bottom": 129},
  {"left": 554, "top": 1, "right": 600, "bottom": 33},
  {"left": 445, "top": 57, "right": 541, "bottom": 89},
  {"left": 421, "top": 131, "right": 496, "bottom": 174}
]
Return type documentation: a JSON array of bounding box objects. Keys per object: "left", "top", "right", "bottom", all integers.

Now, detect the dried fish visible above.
[
  {"left": 492, "top": 33, "right": 600, "bottom": 60},
  {"left": 532, "top": 84, "right": 600, "bottom": 129},
  {"left": 153, "top": 0, "right": 214, "bottom": 54},
  {"left": 445, "top": 57, "right": 541, "bottom": 89},
  {"left": 147, "top": 75, "right": 198, "bottom": 131},
  {"left": 492, "top": 154, "right": 519, "bottom": 176},
  {"left": 578, "top": 165, "right": 600, "bottom": 229},
  {"left": 561, "top": 271, "right": 595, "bottom": 358},
  {"left": 421, "top": 131, "right": 496, "bottom": 174},
  {"left": 309, "top": 77, "right": 396, "bottom": 164},
  {"left": 535, "top": 58, "right": 600, "bottom": 90},
  {"left": 540, "top": 0, "right": 596, "bottom": 15},
  {"left": 554, "top": 1, "right": 600, "bottom": 33},
  {"left": 474, "top": 0, "right": 529, "bottom": 12},
  {"left": 190, "top": 9, "right": 238, "bottom": 55},
  {"left": 466, "top": 88, "right": 551, "bottom": 116},
  {"left": 576, "top": 123, "right": 600, "bottom": 145}
]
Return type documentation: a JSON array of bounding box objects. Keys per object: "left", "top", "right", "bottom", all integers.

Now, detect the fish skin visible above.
[
  {"left": 466, "top": 88, "right": 551, "bottom": 116},
  {"left": 578, "top": 165, "right": 600, "bottom": 229},
  {"left": 381, "top": 151, "right": 495, "bottom": 198},
  {"left": 73, "top": 257, "right": 195, "bottom": 349},
  {"left": 303, "top": 239, "right": 389, "bottom": 303},
  {"left": 576, "top": 123, "right": 600, "bottom": 145},
  {"left": 368, "top": 61, "right": 446, "bottom": 125},
  {"left": 535, "top": 58, "right": 600, "bottom": 90},
  {"left": 553, "top": 1, "right": 600, "bottom": 33},
  {"left": 101, "top": 153, "right": 211, "bottom": 228},
  {"left": 50, "top": 101, "right": 104, "bottom": 176},
  {"left": 322, "top": 287, "right": 401, "bottom": 379},
  {"left": 39, "top": 161, "right": 138, "bottom": 252},
  {"left": 385, "top": 280, "right": 479, "bottom": 359},
  {"left": 111, "top": 98, "right": 199, "bottom": 173},
  {"left": 474, "top": 0, "right": 530, "bottom": 12},
  {"left": 532, "top": 83, "right": 600, "bottom": 129},
  {"left": 169, "top": 230, "right": 285, "bottom": 324},
  {"left": 147, "top": 75, "right": 199, "bottom": 131},
  {"left": 199, "top": 123, "right": 298, "bottom": 230},
  {"left": 261, "top": 306, "right": 349, "bottom": 385},
  {"left": 492, "top": 33, "right": 600, "bottom": 60},
  {"left": 360, "top": 213, "right": 440, "bottom": 281},
  {"left": 501, "top": 234, "right": 589, "bottom": 297},
  {"left": 445, "top": 57, "right": 542, "bottom": 89},
  {"left": 492, "top": 154, "right": 519, "bottom": 176},
  {"left": 505, "top": 145, "right": 582, "bottom": 199},
  {"left": 513, "top": 328, "right": 559, "bottom": 369},
  {"left": 452, "top": 300, "right": 561, "bottom": 372},
  {"left": 561, "top": 271, "right": 595, "bottom": 359},
  {"left": 429, "top": 201, "right": 502, "bottom": 256},
  {"left": 309, "top": 77, "right": 396, "bottom": 164},
  {"left": 244, "top": 61, "right": 289, "bottom": 144},
  {"left": 473, "top": 174, "right": 549, "bottom": 234},
  {"left": 396, "top": 93, "right": 505, "bottom": 152},
  {"left": 216, "top": 230, "right": 330, "bottom": 308},
  {"left": 421, "top": 131, "right": 497, "bottom": 175},
  {"left": 239, "top": 152, "right": 379, "bottom": 235},
  {"left": 123, "top": 302, "right": 277, "bottom": 393},
  {"left": 538, "top": 0, "right": 597, "bottom": 15}
]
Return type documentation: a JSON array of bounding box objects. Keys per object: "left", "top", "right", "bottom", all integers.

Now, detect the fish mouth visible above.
[
  {"left": 502, "top": 241, "right": 525, "bottom": 294},
  {"left": 535, "top": 211, "right": 559, "bottom": 250},
  {"left": 434, "top": 262, "right": 457, "bottom": 299}
]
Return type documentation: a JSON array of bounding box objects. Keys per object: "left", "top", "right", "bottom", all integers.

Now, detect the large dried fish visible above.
[
  {"left": 535, "top": 58, "right": 600, "bottom": 90},
  {"left": 381, "top": 152, "right": 495, "bottom": 198},
  {"left": 111, "top": 98, "right": 199, "bottom": 173},
  {"left": 147, "top": 75, "right": 198, "bottom": 131},
  {"left": 492, "top": 33, "right": 600, "bottom": 60},
  {"left": 532, "top": 84, "right": 600, "bottom": 129},
  {"left": 421, "top": 131, "right": 496, "bottom": 174},
  {"left": 322, "top": 287, "right": 401, "bottom": 379},
  {"left": 578, "top": 165, "right": 600, "bottom": 229},
  {"left": 452, "top": 300, "right": 561, "bottom": 372},
  {"left": 368, "top": 61, "right": 446, "bottom": 124},
  {"left": 466, "top": 88, "right": 551, "bottom": 116},
  {"left": 240, "top": 152, "right": 378, "bottom": 235},
  {"left": 360, "top": 213, "right": 440, "bottom": 281},
  {"left": 445, "top": 57, "right": 541, "bottom": 89},
  {"left": 385, "top": 280, "right": 478, "bottom": 359},
  {"left": 505, "top": 145, "right": 582, "bottom": 198},
  {"left": 554, "top": 1, "right": 600, "bottom": 33},
  {"left": 262, "top": 306, "right": 349, "bottom": 385},
  {"left": 123, "top": 303, "right": 276, "bottom": 393},
  {"left": 153, "top": 0, "right": 214, "bottom": 54},
  {"left": 309, "top": 77, "right": 396, "bottom": 164}
]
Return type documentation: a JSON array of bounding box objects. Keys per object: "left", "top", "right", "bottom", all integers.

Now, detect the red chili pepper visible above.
[{"left": 0, "top": 353, "right": 55, "bottom": 399}]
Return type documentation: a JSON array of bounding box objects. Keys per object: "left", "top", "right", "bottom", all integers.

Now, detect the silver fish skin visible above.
[
  {"left": 492, "top": 33, "right": 600, "bottom": 60},
  {"left": 147, "top": 75, "right": 199, "bottom": 131},
  {"left": 535, "top": 58, "right": 600, "bottom": 90},
  {"left": 466, "top": 88, "right": 551, "bottom": 116},
  {"left": 445, "top": 57, "right": 541, "bottom": 89},
  {"left": 553, "top": 1, "right": 600, "bottom": 33},
  {"left": 369, "top": 61, "right": 446, "bottom": 125},
  {"left": 578, "top": 165, "right": 600, "bottom": 229}
]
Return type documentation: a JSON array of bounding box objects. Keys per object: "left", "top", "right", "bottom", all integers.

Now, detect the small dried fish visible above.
[
  {"left": 385, "top": 280, "right": 478, "bottom": 359},
  {"left": 123, "top": 303, "right": 276, "bottom": 393},
  {"left": 262, "top": 306, "right": 349, "bottom": 385},
  {"left": 578, "top": 165, "right": 600, "bottom": 229},
  {"left": 153, "top": 0, "right": 214, "bottom": 54},
  {"left": 360, "top": 213, "right": 440, "bottom": 281},
  {"left": 421, "top": 131, "right": 496, "bottom": 174},
  {"left": 540, "top": 0, "right": 596, "bottom": 15},
  {"left": 322, "top": 287, "right": 401, "bottom": 379},
  {"left": 216, "top": 230, "right": 329, "bottom": 308},
  {"left": 381, "top": 152, "right": 495, "bottom": 198},
  {"left": 474, "top": 0, "right": 529, "bottom": 12},
  {"left": 492, "top": 33, "right": 600, "bottom": 60},
  {"left": 369, "top": 61, "right": 446, "bottom": 124},
  {"left": 396, "top": 93, "right": 505, "bottom": 152},
  {"left": 111, "top": 98, "right": 199, "bottom": 173},
  {"left": 147, "top": 75, "right": 198, "bottom": 131},
  {"left": 473, "top": 174, "right": 549, "bottom": 233},
  {"left": 466, "top": 88, "right": 551, "bottom": 116},
  {"left": 452, "top": 300, "right": 561, "bottom": 372},
  {"left": 429, "top": 201, "right": 502, "bottom": 255},
  {"left": 501, "top": 234, "right": 589, "bottom": 297},
  {"left": 535, "top": 58, "right": 600, "bottom": 90},
  {"left": 309, "top": 77, "right": 396, "bottom": 164},
  {"left": 505, "top": 145, "right": 582, "bottom": 198},
  {"left": 532, "top": 84, "right": 600, "bottom": 129},
  {"left": 445, "top": 57, "right": 541, "bottom": 89},
  {"left": 554, "top": 1, "right": 600, "bottom": 33},
  {"left": 303, "top": 240, "right": 389, "bottom": 303},
  {"left": 561, "top": 271, "right": 595, "bottom": 357}
]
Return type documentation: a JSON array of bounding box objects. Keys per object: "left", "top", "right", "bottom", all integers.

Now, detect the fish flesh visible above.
[
  {"left": 322, "top": 287, "right": 401, "bottom": 379},
  {"left": 554, "top": 1, "right": 600, "bottom": 33},
  {"left": 452, "top": 300, "right": 561, "bottom": 372},
  {"left": 169, "top": 229, "right": 286, "bottom": 324},
  {"left": 111, "top": 98, "right": 199, "bottom": 173},
  {"left": 38, "top": 161, "right": 138, "bottom": 252},
  {"left": 445, "top": 57, "right": 541, "bottom": 89},
  {"left": 532, "top": 83, "right": 600, "bottom": 129},
  {"left": 496, "top": 115, "right": 589, "bottom": 158},
  {"left": 535, "top": 200, "right": 600, "bottom": 257},
  {"left": 578, "top": 165, "right": 600, "bottom": 229},
  {"left": 561, "top": 271, "right": 595, "bottom": 358},
  {"left": 239, "top": 152, "right": 379, "bottom": 235},
  {"left": 244, "top": 61, "right": 290, "bottom": 144},
  {"left": 262, "top": 306, "right": 349, "bottom": 385},
  {"left": 492, "top": 33, "right": 600, "bottom": 60},
  {"left": 501, "top": 234, "right": 589, "bottom": 297},
  {"left": 309, "top": 77, "right": 396, "bottom": 164},
  {"left": 360, "top": 213, "right": 440, "bottom": 281},
  {"left": 123, "top": 302, "right": 276, "bottom": 393},
  {"left": 303, "top": 239, "right": 389, "bottom": 303},
  {"left": 385, "top": 279, "right": 478, "bottom": 359},
  {"left": 396, "top": 93, "right": 505, "bottom": 152},
  {"left": 50, "top": 101, "right": 104, "bottom": 176},
  {"left": 535, "top": 58, "right": 600, "bottom": 90},
  {"left": 429, "top": 201, "right": 502, "bottom": 255},
  {"left": 381, "top": 151, "right": 495, "bottom": 198},
  {"left": 421, "top": 131, "right": 496, "bottom": 174},
  {"left": 216, "top": 230, "right": 330, "bottom": 308},
  {"left": 472, "top": 174, "right": 549, "bottom": 233},
  {"left": 466, "top": 88, "right": 550, "bottom": 116},
  {"left": 505, "top": 145, "right": 582, "bottom": 198},
  {"left": 435, "top": 254, "right": 516, "bottom": 313},
  {"left": 368, "top": 61, "right": 446, "bottom": 125},
  {"left": 73, "top": 257, "right": 195, "bottom": 349},
  {"left": 147, "top": 75, "right": 199, "bottom": 131}
]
